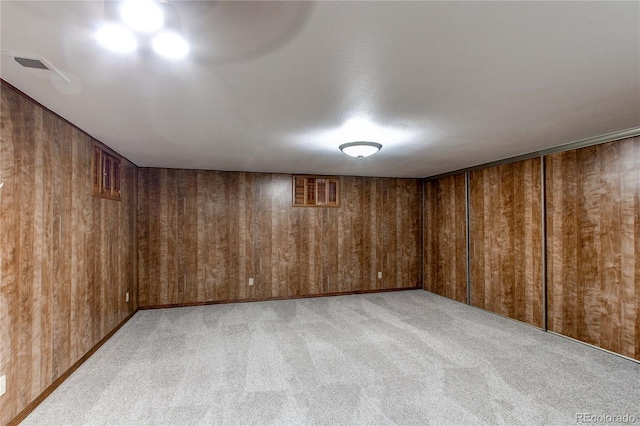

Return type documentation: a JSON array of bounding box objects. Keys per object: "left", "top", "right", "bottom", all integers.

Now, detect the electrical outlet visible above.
[
  {"left": 249, "top": 278, "right": 254, "bottom": 286},
  {"left": 378, "top": 271, "right": 382, "bottom": 279},
  {"left": 0, "top": 375, "right": 6, "bottom": 397},
  {"left": 125, "top": 292, "right": 130, "bottom": 302}
]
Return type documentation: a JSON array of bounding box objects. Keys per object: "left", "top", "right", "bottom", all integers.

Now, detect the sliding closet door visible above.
[{"left": 546, "top": 137, "right": 640, "bottom": 360}]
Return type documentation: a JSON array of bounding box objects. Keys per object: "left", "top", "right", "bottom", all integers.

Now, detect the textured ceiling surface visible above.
[{"left": 1, "top": 1, "right": 639, "bottom": 177}]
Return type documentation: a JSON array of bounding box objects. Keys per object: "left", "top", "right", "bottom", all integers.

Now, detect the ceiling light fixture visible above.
[
  {"left": 97, "top": 0, "right": 189, "bottom": 60},
  {"left": 96, "top": 23, "right": 137, "bottom": 54},
  {"left": 120, "top": 0, "right": 164, "bottom": 33},
  {"left": 339, "top": 141, "right": 382, "bottom": 159},
  {"left": 152, "top": 31, "right": 189, "bottom": 59}
]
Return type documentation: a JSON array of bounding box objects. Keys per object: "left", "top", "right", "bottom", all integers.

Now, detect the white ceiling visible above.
[{"left": 1, "top": 1, "right": 639, "bottom": 178}]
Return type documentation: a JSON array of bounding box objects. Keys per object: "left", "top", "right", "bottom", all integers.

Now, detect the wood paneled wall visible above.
[
  {"left": 3, "top": 80, "right": 639, "bottom": 426},
  {"left": 546, "top": 138, "right": 640, "bottom": 360},
  {"left": 424, "top": 174, "right": 467, "bottom": 303},
  {"left": 0, "top": 83, "right": 137, "bottom": 425},
  {"left": 137, "top": 170, "right": 422, "bottom": 307},
  {"left": 469, "top": 158, "right": 543, "bottom": 328}
]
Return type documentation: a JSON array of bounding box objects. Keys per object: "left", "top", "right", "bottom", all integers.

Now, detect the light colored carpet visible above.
[{"left": 23, "top": 290, "right": 640, "bottom": 425}]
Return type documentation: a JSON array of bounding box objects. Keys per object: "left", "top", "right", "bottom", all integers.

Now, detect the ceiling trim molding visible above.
[{"left": 424, "top": 126, "right": 640, "bottom": 181}]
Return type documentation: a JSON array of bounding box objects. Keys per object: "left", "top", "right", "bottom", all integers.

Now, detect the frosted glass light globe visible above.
[
  {"left": 339, "top": 142, "right": 383, "bottom": 159},
  {"left": 120, "top": 0, "right": 164, "bottom": 33},
  {"left": 152, "top": 31, "right": 190, "bottom": 60},
  {"left": 96, "top": 24, "right": 137, "bottom": 53}
]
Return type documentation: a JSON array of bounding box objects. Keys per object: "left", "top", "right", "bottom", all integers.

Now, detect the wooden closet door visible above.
[{"left": 546, "top": 138, "right": 640, "bottom": 360}]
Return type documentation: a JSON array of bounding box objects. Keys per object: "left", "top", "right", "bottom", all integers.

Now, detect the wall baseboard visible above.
[
  {"left": 547, "top": 332, "right": 640, "bottom": 365},
  {"left": 140, "top": 286, "right": 421, "bottom": 310},
  {"left": 422, "top": 288, "right": 640, "bottom": 364},
  {"left": 8, "top": 310, "right": 139, "bottom": 426}
]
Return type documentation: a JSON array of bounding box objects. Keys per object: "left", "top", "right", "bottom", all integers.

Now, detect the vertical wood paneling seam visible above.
[
  {"left": 541, "top": 155, "right": 548, "bottom": 331},
  {"left": 465, "top": 172, "right": 471, "bottom": 305},
  {"left": 421, "top": 180, "right": 425, "bottom": 290}
]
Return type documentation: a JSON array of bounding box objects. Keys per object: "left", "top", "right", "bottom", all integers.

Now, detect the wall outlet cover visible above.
[
  {"left": 249, "top": 278, "right": 254, "bottom": 286},
  {"left": 125, "top": 292, "right": 130, "bottom": 302},
  {"left": 0, "top": 375, "right": 6, "bottom": 396},
  {"left": 378, "top": 272, "right": 382, "bottom": 279}
]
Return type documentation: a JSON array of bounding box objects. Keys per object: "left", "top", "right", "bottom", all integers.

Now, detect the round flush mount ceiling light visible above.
[
  {"left": 339, "top": 141, "right": 383, "bottom": 159},
  {"left": 96, "top": 23, "right": 137, "bottom": 53},
  {"left": 120, "top": 0, "right": 164, "bottom": 33},
  {"left": 152, "top": 31, "right": 189, "bottom": 59}
]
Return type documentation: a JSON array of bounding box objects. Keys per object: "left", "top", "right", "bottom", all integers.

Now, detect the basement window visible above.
[
  {"left": 293, "top": 175, "right": 339, "bottom": 207},
  {"left": 92, "top": 143, "right": 121, "bottom": 200}
]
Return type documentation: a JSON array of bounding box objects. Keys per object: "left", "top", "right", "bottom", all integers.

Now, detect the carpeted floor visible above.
[{"left": 23, "top": 290, "right": 640, "bottom": 425}]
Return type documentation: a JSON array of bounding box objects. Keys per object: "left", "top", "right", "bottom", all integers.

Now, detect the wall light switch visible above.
[
  {"left": 378, "top": 272, "right": 382, "bottom": 279},
  {"left": 125, "top": 292, "right": 130, "bottom": 302},
  {"left": 0, "top": 375, "right": 6, "bottom": 396},
  {"left": 249, "top": 278, "right": 254, "bottom": 286}
]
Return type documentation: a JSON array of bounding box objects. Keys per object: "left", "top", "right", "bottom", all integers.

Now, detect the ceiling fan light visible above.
[
  {"left": 152, "top": 31, "right": 189, "bottom": 59},
  {"left": 339, "top": 141, "right": 382, "bottom": 159},
  {"left": 120, "top": 0, "right": 164, "bottom": 33},
  {"left": 96, "top": 23, "right": 137, "bottom": 53}
]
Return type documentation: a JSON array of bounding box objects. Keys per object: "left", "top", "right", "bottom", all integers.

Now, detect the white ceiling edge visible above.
[
  {"left": 424, "top": 126, "right": 640, "bottom": 180},
  {"left": 1, "top": 1, "right": 639, "bottom": 178}
]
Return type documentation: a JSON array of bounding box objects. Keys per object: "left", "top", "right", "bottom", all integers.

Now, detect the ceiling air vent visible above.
[
  {"left": 14, "top": 57, "right": 50, "bottom": 70},
  {"left": 0, "top": 52, "right": 70, "bottom": 83}
]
